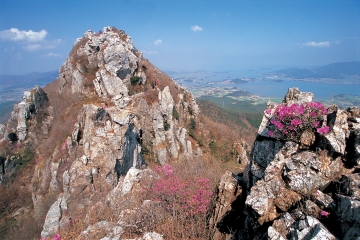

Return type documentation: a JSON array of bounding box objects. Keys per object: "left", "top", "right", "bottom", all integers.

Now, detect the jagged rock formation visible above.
[
  {"left": 210, "top": 88, "right": 360, "bottom": 239},
  {"left": 0, "top": 27, "right": 202, "bottom": 239},
  {"left": 2, "top": 86, "right": 50, "bottom": 143},
  {"left": 0, "top": 86, "right": 51, "bottom": 184}
]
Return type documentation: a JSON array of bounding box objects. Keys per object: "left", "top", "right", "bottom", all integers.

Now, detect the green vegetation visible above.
[
  {"left": 189, "top": 118, "right": 196, "bottom": 130},
  {"left": 188, "top": 106, "right": 193, "bottom": 115},
  {"left": 197, "top": 137, "right": 204, "bottom": 147},
  {"left": 188, "top": 118, "right": 196, "bottom": 140},
  {"left": 140, "top": 144, "right": 150, "bottom": 155},
  {"left": 197, "top": 98, "right": 264, "bottom": 129},
  {"left": 15, "top": 147, "right": 35, "bottom": 169},
  {"left": 197, "top": 96, "right": 266, "bottom": 113},
  {"left": 172, "top": 107, "right": 179, "bottom": 120},
  {"left": 163, "top": 120, "right": 170, "bottom": 131},
  {"left": 130, "top": 76, "right": 141, "bottom": 85}
]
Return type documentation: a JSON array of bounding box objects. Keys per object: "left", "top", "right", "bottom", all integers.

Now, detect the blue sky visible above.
[{"left": 0, "top": 0, "right": 359, "bottom": 75}]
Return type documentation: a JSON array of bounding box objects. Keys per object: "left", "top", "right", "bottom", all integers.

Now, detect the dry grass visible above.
[
  {"left": 141, "top": 60, "right": 182, "bottom": 104},
  {"left": 52, "top": 156, "right": 224, "bottom": 239},
  {"left": 116, "top": 158, "right": 221, "bottom": 239}
]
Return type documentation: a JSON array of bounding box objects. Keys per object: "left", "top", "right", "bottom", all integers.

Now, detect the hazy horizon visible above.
[{"left": 0, "top": 0, "right": 359, "bottom": 75}]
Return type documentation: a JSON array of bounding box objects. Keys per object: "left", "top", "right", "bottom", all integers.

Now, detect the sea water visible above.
[{"left": 171, "top": 69, "right": 360, "bottom": 101}]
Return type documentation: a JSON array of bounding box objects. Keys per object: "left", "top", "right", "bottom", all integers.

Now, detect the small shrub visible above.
[
  {"left": 209, "top": 140, "right": 217, "bottom": 153},
  {"left": 189, "top": 118, "right": 196, "bottom": 130},
  {"left": 163, "top": 120, "right": 170, "bottom": 131},
  {"left": 15, "top": 147, "right": 35, "bottom": 168},
  {"left": 130, "top": 76, "right": 141, "bottom": 86},
  {"left": 188, "top": 129, "right": 196, "bottom": 139},
  {"left": 172, "top": 107, "right": 179, "bottom": 120},
  {"left": 141, "top": 145, "right": 150, "bottom": 155},
  {"left": 188, "top": 106, "right": 193, "bottom": 115},
  {"left": 197, "top": 138, "right": 204, "bottom": 147}
]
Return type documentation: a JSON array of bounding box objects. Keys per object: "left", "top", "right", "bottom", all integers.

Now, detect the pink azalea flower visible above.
[
  {"left": 271, "top": 119, "right": 284, "bottom": 129},
  {"left": 310, "top": 111, "right": 317, "bottom": 117},
  {"left": 320, "top": 210, "right": 330, "bottom": 217},
  {"left": 265, "top": 109, "right": 272, "bottom": 114},
  {"left": 313, "top": 121, "right": 320, "bottom": 127},
  {"left": 295, "top": 104, "right": 305, "bottom": 115},
  {"left": 317, "top": 126, "right": 330, "bottom": 134},
  {"left": 268, "top": 131, "right": 274, "bottom": 137},
  {"left": 291, "top": 119, "right": 302, "bottom": 126},
  {"left": 54, "top": 234, "right": 61, "bottom": 240}
]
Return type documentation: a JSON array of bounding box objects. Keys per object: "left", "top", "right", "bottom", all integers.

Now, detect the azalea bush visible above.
[
  {"left": 266, "top": 102, "right": 329, "bottom": 141},
  {"left": 151, "top": 164, "right": 213, "bottom": 217}
]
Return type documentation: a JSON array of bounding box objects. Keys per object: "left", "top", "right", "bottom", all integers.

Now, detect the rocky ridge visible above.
[
  {"left": 0, "top": 27, "right": 207, "bottom": 239},
  {"left": 210, "top": 88, "right": 360, "bottom": 239}
]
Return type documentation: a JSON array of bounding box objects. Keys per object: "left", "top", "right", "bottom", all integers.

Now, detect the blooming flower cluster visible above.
[
  {"left": 151, "top": 164, "right": 213, "bottom": 216},
  {"left": 266, "top": 102, "right": 329, "bottom": 141}
]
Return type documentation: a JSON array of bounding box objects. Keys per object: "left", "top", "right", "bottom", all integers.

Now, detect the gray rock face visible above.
[
  {"left": 3, "top": 86, "right": 49, "bottom": 142},
  {"left": 282, "top": 87, "right": 314, "bottom": 105},
  {"left": 325, "top": 109, "right": 348, "bottom": 154},
  {"left": 59, "top": 26, "right": 139, "bottom": 97},
  {"left": 0, "top": 86, "right": 51, "bottom": 185},
  {"left": 210, "top": 88, "right": 360, "bottom": 239},
  {"left": 209, "top": 171, "right": 243, "bottom": 239},
  {"left": 41, "top": 197, "right": 62, "bottom": 238}
]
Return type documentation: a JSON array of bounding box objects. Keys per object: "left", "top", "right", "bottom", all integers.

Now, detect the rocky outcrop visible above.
[
  {"left": 208, "top": 171, "right": 244, "bottom": 240},
  {"left": 1, "top": 86, "right": 50, "bottom": 142},
  {"left": 28, "top": 27, "right": 200, "bottom": 238},
  {"left": 210, "top": 88, "right": 360, "bottom": 239},
  {"left": 0, "top": 86, "right": 51, "bottom": 184}
]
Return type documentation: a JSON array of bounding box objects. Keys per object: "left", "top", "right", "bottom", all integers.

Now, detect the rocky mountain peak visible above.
[{"left": 0, "top": 27, "right": 204, "bottom": 239}]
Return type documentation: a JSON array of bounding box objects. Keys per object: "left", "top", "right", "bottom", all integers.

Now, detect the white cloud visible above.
[
  {"left": 44, "top": 52, "right": 62, "bottom": 57},
  {"left": 301, "top": 41, "right": 330, "bottom": 48},
  {"left": 142, "top": 50, "right": 158, "bottom": 55},
  {"left": 154, "top": 39, "right": 162, "bottom": 45},
  {"left": 20, "top": 39, "right": 61, "bottom": 52},
  {"left": 23, "top": 44, "right": 43, "bottom": 51},
  {"left": 0, "top": 28, "right": 47, "bottom": 42},
  {"left": 191, "top": 25, "right": 203, "bottom": 32}
]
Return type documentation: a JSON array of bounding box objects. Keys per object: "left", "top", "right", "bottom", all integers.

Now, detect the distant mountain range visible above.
[
  {"left": 0, "top": 70, "right": 58, "bottom": 89},
  {"left": 269, "top": 61, "right": 360, "bottom": 79},
  {"left": 0, "top": 70, "right": 58, "bottom": 103}
]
